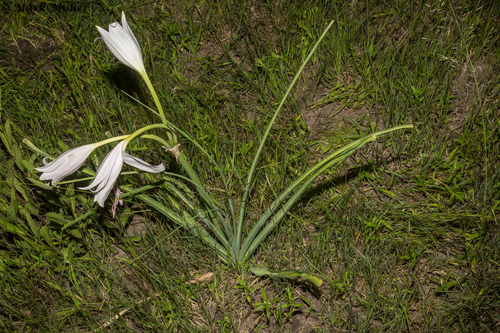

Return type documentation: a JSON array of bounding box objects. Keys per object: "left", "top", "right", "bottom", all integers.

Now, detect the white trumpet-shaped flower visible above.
[
  {"left": 36, "top": 143, "right": 98, "bottom": 186},
  {"left": 96, "top": 12, "right": 146, "bottom": 74},
  {"left": 80, "top": 140, "right": 165, "bottom": 207}
]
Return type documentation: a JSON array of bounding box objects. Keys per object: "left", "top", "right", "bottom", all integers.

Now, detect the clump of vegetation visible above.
[{"left": 0, "top": 0, "right": 498, "bottom": 331}]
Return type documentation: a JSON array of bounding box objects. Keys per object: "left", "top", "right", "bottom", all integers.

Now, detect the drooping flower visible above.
[
  {"left": 80, "top": 140, "right": 165, "bottom": 207},
  {"left": 36, "top": 143, "right": 98, "bottom": 186},
  {"left": 96, "top": 12, "right": 146, "bottom": 74}
]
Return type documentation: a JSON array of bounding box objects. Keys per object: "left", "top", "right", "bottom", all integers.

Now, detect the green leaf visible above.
[
  {"left": 21, "top": 208, "right": 40, "bottom": 237},
  {"left": 240, "top": 125, "right": 412, "bottom": 262},
  {"left": 5, "top": 120, "right": 12, "bottom": 146},
  {"left": 131, "top": 190, "right": 230, "bottom": 263},
  {"left": 0, "top": 215, "right": 27, "bottom": 237},
  {"left": 436, "top": 280, "right": 457, "bottom": 293},
  {"left": 69, "top": 229, "right": 82, "bottom": 239},
  {"left": 46, "top": 212, "right": 72, "bottom": 226},
  {"left": 61, "top": 243, "right": 73, "bottom": 263},
  {"left": 126, "top": 235, "right": 142, "bottom": 242},
  {"left": 27, "top": 177, "right": 53, "bottom": 190},
  {"left": 379, "top": 188, "right": 396, "bottom": 198},
  {"left": 0, "top": 120, "right": 12, "bottom": 151},
  {"left": 22, "top": 138, "right": 51, "bottom": 158},
  {"left": 250, "top": 266, "right": 323, "bottom": 287},
  {"left": 39, "top": 226, "right": 54, "bottom": 247},
  {"left": 46, "top": 211, "right": 94, "bottom": 231},
  {"left": 236, "top": 20, "right": 336, "bottom": 252},
  {"left": 7, "top": 188, "right": 18, "bottom": 222}
]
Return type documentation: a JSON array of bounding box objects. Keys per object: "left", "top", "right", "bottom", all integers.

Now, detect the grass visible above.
[{"left": 0, "top": 0, "right": 499, "bottom": 331}]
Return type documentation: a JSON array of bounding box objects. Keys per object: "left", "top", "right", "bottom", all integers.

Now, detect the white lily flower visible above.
[
  {"left": 36, "top": 143, "right": 98, "bottom": 186},
  {"left": 96, "top": 12, "right": 146, "bottom": 74},
  {"left": 80, "top": 140, "right": 165, "bottom": 207}
]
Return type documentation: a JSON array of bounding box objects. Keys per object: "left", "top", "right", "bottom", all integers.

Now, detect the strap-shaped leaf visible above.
[
  {"left": 235, "top": 20, "right": 336, "bottom": 252},
  {"left": 240, "top": 125, "right": 412, "bottom": 261},
  {"left": 135, "top": 191, "right": 231, "bottom": 263},
  {"left": 160, "top": 181, "right": 231, "bottom": 252}
]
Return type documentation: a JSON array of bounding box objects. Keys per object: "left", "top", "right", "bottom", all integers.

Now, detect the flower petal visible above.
[
  {"left": 120, "top": 12, "right": 142, "bottom": 63},
  {"left": 36, "top": 144, "right": 97, "bottom": 186},
  {"left": 96, "top": 12, "right": 145, "bottom": 74},
  {"left": 123, "top": 153, "right": 165, "bottom": 173},
  {"left": 79, "top": 141, "right": 127, "bottom": 207},
  {"left": 80, "top": 142, "right": 125, "bottom": 189},
  {"left": 77, "top": 140, "right": 165, "bottom": 208}
]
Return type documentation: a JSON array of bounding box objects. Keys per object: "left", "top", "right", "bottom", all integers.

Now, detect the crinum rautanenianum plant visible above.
[{"left": 34, "top": 12, "right": 411, "bottom": 282}]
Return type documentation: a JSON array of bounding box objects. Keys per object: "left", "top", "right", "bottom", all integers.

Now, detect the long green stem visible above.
[
  {"left": 140, "top": 72, "right": 166, "bottom": 123},
  {"left": 127, "top": 123, "right": 168, "bottom": 142},
  {"left": 140, "top": 71, "right": 177, "bottom": 144},
  {"left": 93, "top": 134, "right": 130, "bottom": 147},
  {"left": 234, "top": 20, "right": 335, "bottom": 254},
  {"left": 139, "top": 69, "right": 213, "bottom": 222}
]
